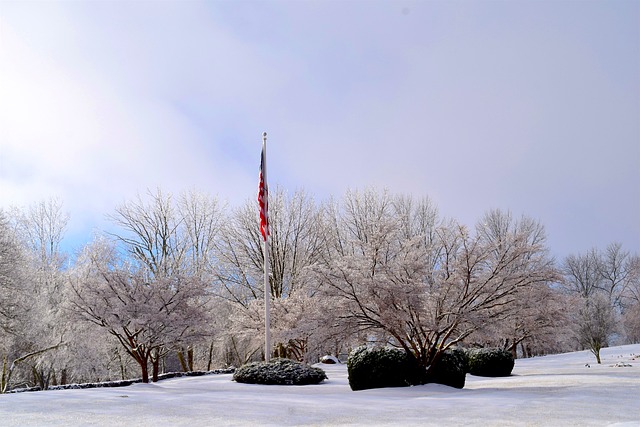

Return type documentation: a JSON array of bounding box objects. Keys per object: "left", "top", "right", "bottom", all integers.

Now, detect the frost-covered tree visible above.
[
  {"left": 228, "top": 289, "right": 346, "bottom": 363},
  {"left": 0, "top": 210, "right": 29, "bottom": 392},
  {"left": 215, "top": 188, "right": 323, "bottom": 301},
  {"left": 469, "top": 280, "right": 569, "bottom": 358},
  {"left": 465, "top": 210, "right": 565, "bottom": 357},
  {"left": 109, "top": 189, "right": 203, "bottom": 277},
  {"left": 14, "top": 198, "right": 69, "bottom": 269},
  {"left": 563, "top": 249, "right": 602, "bottom": 299},
  {"left": 0, "top": 211, "right": 25, "bottom": 340},
  {"left": 215, "top": 188, "right": 326, "bottom": 360},
  {"left": 0, "top": 203, "right": 68, "bottom": 393},
  {"left": 106, "top": 188, "right": 223, "bottom": 371},
  {"left": 562, "top": 244, "right": 640, "bottom": 361},
  {"left": 315, "top": 190, "right": 557, "bottom": 376},
  {"left": 12, "top": 199, "right": 70, "bottom": 388},
  {"left": 10, "top": 200, "right": 127, "bottom": 386},
  {"left": 621, "top": 255, "right": 640, "bottom": 342},
  {"left": 574, "top": 293, "right": 615, "bottom": 364},
  {"left": 69, "top": 238, "right": 211, "bottom": 382},
  {"left": 598, "top": 243, "right": 639, "bottom": 313}
]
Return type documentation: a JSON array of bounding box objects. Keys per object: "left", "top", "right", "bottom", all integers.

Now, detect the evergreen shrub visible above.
[
  {"left": 232, "top": 358, "right": 327, "bottom": 385},
  {"left": 347, "top": 346, "right": 421, "bottom": 391},
  {"left": 426, "top": 348, "right": 467, "bottom": 389},
  {"left": 466, "top": 348, "right": 514, "bottom": 377}
]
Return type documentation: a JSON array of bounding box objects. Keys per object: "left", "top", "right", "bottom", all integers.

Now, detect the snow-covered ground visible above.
[{"left": 2, "top": 344, "right": 639, "bottom": 426}]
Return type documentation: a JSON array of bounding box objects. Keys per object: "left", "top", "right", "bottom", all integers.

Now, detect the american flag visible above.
[{"left": 258, "top": 147, "right": 269, "bottom": 241}]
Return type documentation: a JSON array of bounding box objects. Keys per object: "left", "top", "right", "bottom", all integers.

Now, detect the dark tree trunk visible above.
[
  {"left": 139, "top": 359, "right": 149, "bottom": 383},
  {"left": 177, "top": 351, "right": 188, "bottom": 372},
  {"left": 130, "top": 349, "right": 150, "bottom": 383},
  {"left": 207, "top": 341, "right": 214, "bottom": 371},
  {"left": 509, "top": 341, "right": 518, "bottom": 359},
  {"left": 153, "top": 357, "right": 160, "bottom": 383}
]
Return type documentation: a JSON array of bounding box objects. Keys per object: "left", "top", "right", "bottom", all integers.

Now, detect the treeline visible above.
[{"left": 1, "top": 189, "right": 638, "bottom": 391}]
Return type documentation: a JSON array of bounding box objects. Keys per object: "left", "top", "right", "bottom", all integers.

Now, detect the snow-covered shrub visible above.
[
  {"left": 232, "top": 358, "right": 327, "bottom": 385},
  {"left": 466, "top": 348, "right": 514, "bottom": 377},
  {"left": 425, "top": 348, "right": 467, "bottom": 389},
  {"left": 347, "top": 346, "right": 421, "bottom": 391},
  {"left": 320, "top": 355, "right": 340, "bottom": 364}
]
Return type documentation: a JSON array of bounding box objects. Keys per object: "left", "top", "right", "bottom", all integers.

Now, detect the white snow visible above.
[{"left": 2, "top": 344, "right": 639, "bottom": 426}]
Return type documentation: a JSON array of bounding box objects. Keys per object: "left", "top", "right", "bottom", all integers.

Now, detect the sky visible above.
[
  {"left": 0, "top": 0, "right": 638, "bottom": 259},
  {"left": 1, "top": 344, "right": 640, "bottom": 426}
]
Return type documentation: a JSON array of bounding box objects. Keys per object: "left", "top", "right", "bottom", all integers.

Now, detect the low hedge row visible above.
[
  {"left": 346, "top": 346, "right": 514, "bottom": 391},
  {"left": 424, "top": 347, "right": 467, "bottom": 389},
  {"left": 465, "top": 348, "right": 514, "bottom": 377},
  {"left": 346, "top": 346, "right": 422, "bottom": 391}
]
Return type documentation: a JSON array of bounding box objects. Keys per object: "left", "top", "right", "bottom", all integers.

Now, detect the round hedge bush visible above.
[
  {"left": 347, "top": 346, "right": 422, "bottom": 391},
  {"left": 232, "top": 358, "right": 327, "bottom": 385},
  {"left": 425, "top": 348, "right": 467, "bottom": 389},
  {"left": 466, "top": 348, "right": 514, "bottom": 377}
]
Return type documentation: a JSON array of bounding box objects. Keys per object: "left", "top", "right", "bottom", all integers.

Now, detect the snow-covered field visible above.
[{"left": 2, "top": 344, "right": 639, "bottom": 426}]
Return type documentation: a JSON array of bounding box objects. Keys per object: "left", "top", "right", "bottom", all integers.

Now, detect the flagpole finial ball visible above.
[{"left": 263, "top": 132, "right": 267, "bottom": 138}]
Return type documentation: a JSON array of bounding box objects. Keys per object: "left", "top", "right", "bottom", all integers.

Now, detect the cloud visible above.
[
  {"left": 0, "top": 2, "right": 260, "bottom": 236},
  {"left": 0, "top": 0, "right": 638, "bottom": 257}
]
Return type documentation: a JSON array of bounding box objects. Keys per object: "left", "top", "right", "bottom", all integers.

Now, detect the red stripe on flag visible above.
[{"left": 258, "top": 149, "right": 269, "bottom": 240}]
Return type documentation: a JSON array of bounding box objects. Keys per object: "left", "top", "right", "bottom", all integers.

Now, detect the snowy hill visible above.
[{"left": 2, "top": 344, "right": 639, "bottom": 426}]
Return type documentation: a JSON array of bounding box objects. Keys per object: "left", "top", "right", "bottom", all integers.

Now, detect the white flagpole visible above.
[{"left": 262, "top": 131, "right": 271, "bottom": 362}]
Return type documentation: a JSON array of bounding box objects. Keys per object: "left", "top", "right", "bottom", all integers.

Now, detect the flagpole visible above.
[{"left": 262, "top": 131, "right": 271, "bottom": 362}]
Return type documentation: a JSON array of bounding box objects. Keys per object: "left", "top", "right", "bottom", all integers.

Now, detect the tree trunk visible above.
[
  {"left": 177, "top": 350, "right": 188, "bottom": 372},
  {"left": 509, "top": 341, "right": 518, "bottom": 359},
  {"left": 151, "top": 349, "right": 160, "bottom": 382},
  {"left": 139, "top": 359, "right": 149, "bottom": 383},
  {"left": 275, "top": 343, "right": 287, "bottom": 359},
  {"left": 207, "top": 341, "right": 214, "bottom": 371},
  {"left": 424, "top": 348, "right": 444, "bottom": 379},
  {"left": 1, "top": 355, "right": 7, "bottom": 393},
  {"left": 152, "top": 359, "right": 159, "bottom": 382},
  {"left": 32, "top": 366, "right": 41, "bottom": 389},
  {"left": 117, "top": 352, "right": 126, "bottom": 380}
]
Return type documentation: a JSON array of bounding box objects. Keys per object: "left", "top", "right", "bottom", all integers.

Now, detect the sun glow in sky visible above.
[{"left": 0, "top": 0, "right": 638, "bottom": 258}]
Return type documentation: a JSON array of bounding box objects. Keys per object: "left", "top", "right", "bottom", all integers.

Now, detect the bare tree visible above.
[
  {"left": 14, "top": 198, "right": 69, "bottom": 269},
  {"left": 611, "top": 249, "right": 640, "bottom": 343},
  {"left": 108, "top": 189, "right": 185, "bottom": 277},
  {"left": 109, "top": 188, "right": 224, "bottom": 278},
  {"left": 562, "top": 249, "right": 602, "bottom": 299},
  {"left": 69, "top": 238, "right": 210, "bottom": 382},
  {"left": 0, "top": 211, "right": 25, "bottom": 338},
  {"left": 467, "top": 210, "right": 567, "bottom": 357},
  {"left": 469, "top": 281, "right": 569, "bottom": 358},
  {"left": 214, "top": 188, "right": 326, "bottom": 360},
  {"left": 0, "top": 205, "right": 68, "bottom": 392},
  {"left": 598, "top": 243, "right": 638, "bottom": 310},
  {"left": 106, "top": 188, "right": 223, "bottom": 370},
  {"left": 215, "top": 188, "right": 324, "bottom": 301},
  {"left": 0, "top": 210, "right": 28, "bottom": 393},
  {"left": 575, "top": 293, "right": 615, "bottom": 363},
  {"left": 13, "top": 199, "right": 70, "bottom": 388},
  {"left": 560, "top": 244, "right": 638, "bottom": 363},
  {"left": 178, "top": 189, "right": 224, "bottom": 278},
  {"left": 315, "top": 190, "right": 557, "bottom": 377},
  {"left": 622, "top": 267, "right": 640, "bottom": 341}
]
